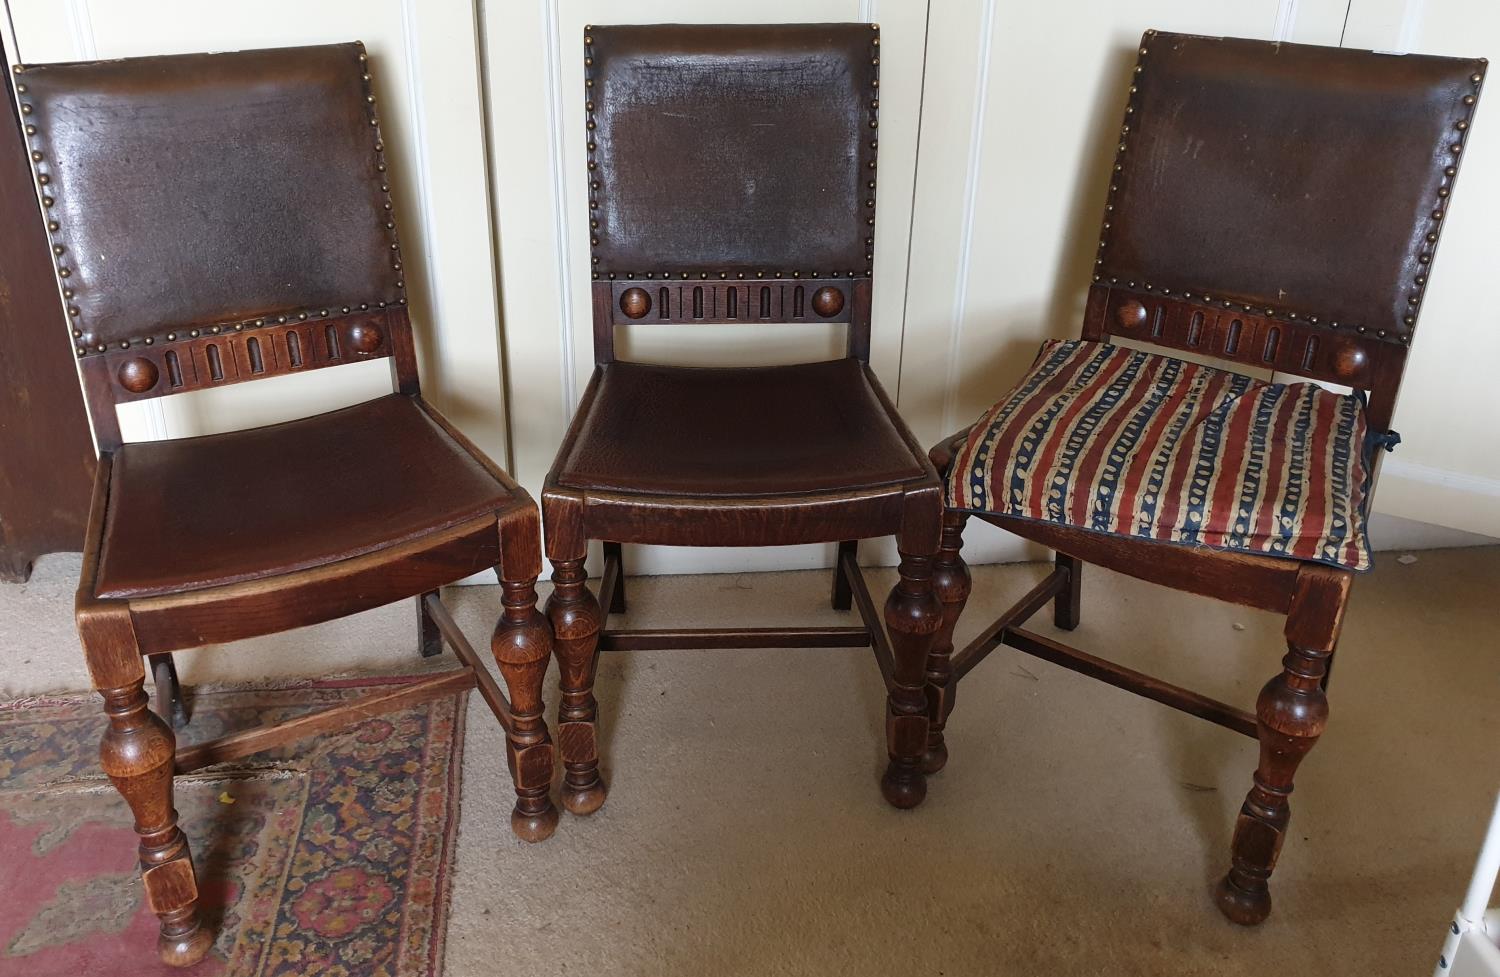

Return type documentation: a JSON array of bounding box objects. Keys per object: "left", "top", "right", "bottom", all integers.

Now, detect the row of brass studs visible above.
[
  {"left": 584, "top": 23, "right": 882, "bottom": 281},
  {"left": 1402, "top": 62, "right": 1486, "bottom": 342},
  {"left": 13, "top": 46, "right": 407, "bottom": 356},
  {"left": 600, "top": 268, "right": 870, "bottom": 281},
  {"left": 357, "top": 43, "right": 409, "bottom": 317}
]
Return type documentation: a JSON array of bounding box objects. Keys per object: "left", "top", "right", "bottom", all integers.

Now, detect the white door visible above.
[{"left": 3, "top": 0, "right": 511, "bottom": 474}]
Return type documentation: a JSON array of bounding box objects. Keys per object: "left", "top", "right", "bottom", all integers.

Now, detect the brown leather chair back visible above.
[
  {"left": 15, "top": 43, "right": 416, "bottom": 448},
  {"left": 1083, "top": 30, "right": 1485, "bottom": 429},
  {"left": 584, "top": 23, "right": 881, "bottom": 363}
]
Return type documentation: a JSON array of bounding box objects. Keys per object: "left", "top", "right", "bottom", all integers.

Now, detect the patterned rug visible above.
[{"left": 0, "top": 677, "right": 467, "bottom": 976}]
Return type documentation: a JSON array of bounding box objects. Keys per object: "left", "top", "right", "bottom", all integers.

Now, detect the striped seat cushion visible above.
[{"left": 947, "top": 339, "right": 1374, "bottom": 571}]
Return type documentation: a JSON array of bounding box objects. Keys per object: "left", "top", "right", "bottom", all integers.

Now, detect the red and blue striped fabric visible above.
[{"left": 947, "top": 339, "right": 1373, "bottom": 571}]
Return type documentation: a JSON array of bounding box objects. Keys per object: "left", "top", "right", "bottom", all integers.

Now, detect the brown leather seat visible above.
[
  {"left": 552, "top": 359, "right": 926, "bottom": 498},
  {"left": 94, "top": 394, "right": 510, "bottom": 599}
]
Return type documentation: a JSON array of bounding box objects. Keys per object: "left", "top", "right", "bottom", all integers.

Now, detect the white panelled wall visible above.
[{"left": 5, "top": 0, "right": 1496, "bottom": 577}]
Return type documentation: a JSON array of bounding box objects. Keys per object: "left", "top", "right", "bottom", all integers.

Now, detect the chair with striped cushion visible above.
[{"left": 922, "top": 31, "right": 1485, "bottom": 924}]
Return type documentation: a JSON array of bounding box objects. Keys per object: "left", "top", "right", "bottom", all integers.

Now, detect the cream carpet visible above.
[{"left": 4, "top": 545, "right": 1498, "bottom": 976}]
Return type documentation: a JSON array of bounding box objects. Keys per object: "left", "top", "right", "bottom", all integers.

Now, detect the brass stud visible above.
[
  {"left": 1472, "top": 73, "right": 1484, "bottom": 83},
  {"left": 1445, "top": 166, "right": 1458, "bottom": 176},
  {"left": 145, "top": 337, "right": 154, "bottom": 345},
  {"left": 1404, "top": 315, "right": 1415, "bottom": 325},
  {"left": 1427, "top": 232, "right": 1439, "bottom": 242},
  {"left": 58, "top": 267, "right": 69, "bottom": 278},
  {"left": 1464, "top": 95, "right": 1476, "bottom": 105},
  {"left": 68, "top": 306, "right": 78, "bottom": 316},
  {"left": 63, "top": 288, "right": 73, "bottom": 298},
  {"left": 1419, "top": 254, "right": 1431, "bottom": 264},
  {"left": 167, "top": 333, "right": 177, "bottom": 341},
  {"left": 1432, "top": 209, "right": 1444, "bottom": 220},
  {"left": 1438, "top": 187, "right": 1450, "bottom": 197},
  {"left": 1451, "top": 143, "right": 1464, "bottom": 153},
  {"left": 189, "top": 329, "right": 200, "bottom": 337},
  {"left": 48, "top": 220, "right": 59, "bottom": 231},
  {"left": 20, "top": 104, "right": 32, "bottom": 114},
  {"left": 52, "top": 244, "right": 63, "bottom": 255},
  {"left": 37, "top": 174, "right": 48, "bottom": 185},
  {"left": 25, "top": 125, "right": 36, "bottom": 135},
  {"left": 77, "top": 347, "right": 85, "bottom": 357},
  {"left": 234, "top": 323, "right": 243, "bottom": 330},
  {"left": 30, "top": 150, "right": 41, "bottom": 161},
  {"left": 584, "top": 35, "right": 593, "bottom": 44},
  {"left": 210, "top": 325, "right": 220, "bottom": 334},
  {"left": 1416, "top": 275, "right": 1426, "bottom": 285}
]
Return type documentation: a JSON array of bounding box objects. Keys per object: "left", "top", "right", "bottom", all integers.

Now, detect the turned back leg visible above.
[
  {"left": 831, "top": 540, "right": 858, "bottom": 611},
  {"left": 1054, "top": 552, "right": 1082, "bottom": 631},
  {"left": 417, "top": 590, "right": 443, "bottom": 658},
  {"left": 148, "top": 653, "right": 190, "bottom": 730},
  {"left": 602, "top": 542, "right": 627, "bottom": 614}
]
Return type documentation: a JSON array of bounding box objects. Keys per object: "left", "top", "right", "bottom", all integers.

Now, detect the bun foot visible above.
[
  {"left": 880, "top": 761, "right": 927, "bottom": 809},
  {"left": 1215, "top": 874, "right": 1271, "bottom": 925},
  {"left": 159, "top": 921, "right": 213, "bottom": 968},
  {"left": 561, "top": 776, "right": 608, "bottom": 816},
  {"left": 511, "top": 800, "right": 560, "bottom": 843},
  {"left": 921, "top": 740, "right": 948, "bottom": 775}
]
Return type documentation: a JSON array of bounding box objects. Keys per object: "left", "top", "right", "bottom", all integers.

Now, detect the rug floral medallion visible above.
[{"left": 0, "top": 677, "right": 468, "bottom": 976}]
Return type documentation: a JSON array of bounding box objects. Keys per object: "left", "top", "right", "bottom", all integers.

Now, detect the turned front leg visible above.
[
  {"left": 1216, "top": 641, "right": 1331, "bottom": 924},
  {"left": 100, "top": 680, "right": 212, "bottom": 967},
  {"left": 492, "top": 576, "right": 559, "bottom": 842},
  {"left": 924, "top": 513, "right": 970, "bottom": 774},
  {"left": 882, "top": 550, "right": 943, "bottom": 808},
  {"left": 547, "top": 555, "right": 607, "bottom": 816}
]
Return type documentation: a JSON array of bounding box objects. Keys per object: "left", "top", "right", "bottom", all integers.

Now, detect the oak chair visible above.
[
  {"left": 14, "top": 44, "right": 556, "bottom": 966},
  {"left": 923, "top": 32, "right": 1486, "bottom": 923},
  {"left": 542, "top": 23, "right": 945, "bottom": 817}
]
